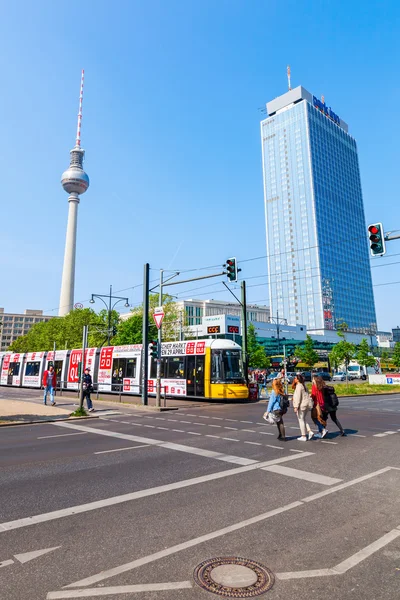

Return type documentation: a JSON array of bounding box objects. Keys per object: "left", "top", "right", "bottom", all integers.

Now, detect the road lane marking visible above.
[
  {"left": 0, "top": 453, "right": 313, "bottom": 533},
  {"left": 171, "top": 429, "right": 185, "bottom": 433},
  {"left": 187, "top": 432, "right": 201, "bottom": 435},
  {"left": 348, "top": 434, "right": 366, "bottom": 438},
  {"left": 373, "top": 431, "right": 397, "bottom": 437},
  {"left": 209, "top": 425, "right": 222, "bottom": 428},
  {"left": 94, "top": 445, "right": 150, "bottom": 455},
  {"left": 211, "top": 417, "right": 223, "bottom": 420},
  {"left": 48, "top": 581, "right": 193, "bottom": 598},
  {"left": 258, "top": 431, "right": 274, "bottom": 436},
  {"left": 224, "top": 427, "right": 238, "bottom": 430},
  {"left": 290, "top": 449, "right": 306, "bottom": 453},
  {"left": 265, "top": 445, "right": 284, "bottom": 451},
  {"left": 321, "top": 441, "right": 338, "bottom": 445},
  {"left": 0, "top": 560, "right": 14, "bottom": 568},
  {"left": 15, "top": 546, "right": 60, "bottom": 563},
  {"left": 206, "top": 435, "right": 221, "bottom": 439},
  {"left": 64, "top": 466, "right": 396, "bottom": 589},
  {"left": 244, "top": 441, "right": 262, "bottom": 446},
  {"left": 222, "top": 438, "right": 239, "bottom": 442},
  {"left": 51, "top": 422, "right": 258, "bottom": 466},
  {"left": 37, "top": 433, "right": 87, "bottom": 440},
  {"left": 242, "top": 429, "right": 256, "bottom": 433},
  {"left": 262, "top": 465, "right": 342, "bottom": 486},
  {"left": 240, "top": 421, "right": 253, "bottom": 424},
  {"left": 276, "top": 527, "right": 400, "bottom": 580}
]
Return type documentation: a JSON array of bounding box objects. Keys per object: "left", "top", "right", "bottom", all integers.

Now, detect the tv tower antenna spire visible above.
[
  {"left": 287, "top": 65, "right": 292, "bottom": 91},
  {"left": 59, "top": 70, "right": 90, "bottom": 316}
]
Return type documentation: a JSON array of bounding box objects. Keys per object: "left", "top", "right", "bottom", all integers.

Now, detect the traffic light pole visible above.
[
  {"left": 241, "top": 281, "right": 248, "bottom": 384},
  {"left": 156, "top": 270, "right": 163, "bottom": 408},
  {"left": 142, "top": 263, "right": 150, "bottom": 406}
]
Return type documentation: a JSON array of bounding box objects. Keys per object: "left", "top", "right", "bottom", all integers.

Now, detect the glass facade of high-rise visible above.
[{"left": 261, "top": 86, "right": 376, "bottom": 333}]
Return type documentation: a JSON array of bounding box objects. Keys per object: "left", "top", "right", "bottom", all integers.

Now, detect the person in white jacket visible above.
[{"left": 292, "top": 373, "right": 314, "bottom": 442}]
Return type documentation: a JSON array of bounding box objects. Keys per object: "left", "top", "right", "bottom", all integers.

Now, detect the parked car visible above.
[
  {"left": 314, "top": 371, "right": 332, "bottom": 382},
  {"left": 266, "top": 372, "right": 280, "bottom": 383},
  {"left": 300, "top": 371, "right": 312, "bottom": 382},
  {"left": 332, "top": 371, "right": 346, "bottom": 381}
]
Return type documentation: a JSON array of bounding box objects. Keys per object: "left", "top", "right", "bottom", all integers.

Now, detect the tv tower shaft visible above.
[{"left": 59, "top": 70, "right": 90, "bottom": 316}]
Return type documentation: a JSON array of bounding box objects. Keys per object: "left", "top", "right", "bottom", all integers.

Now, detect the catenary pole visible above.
[
  {"left": 156, "top": 269, "right": 163, "bottom": 408},
  {"left": 241, "top": 281, "right": 248, "bottom": 383},
  {"left": 79, "top": 325, "right": 88, "bottom": 410},
  {"left": 142, "top": 264, "right": 149, "bottom": 406}
]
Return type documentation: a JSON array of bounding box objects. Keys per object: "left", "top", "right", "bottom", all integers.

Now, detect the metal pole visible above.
[
  {"left": 107, "top": 284, "right": 112, "bottom": 346},
  {"left": 277, "top": 310, "right": 280, "bottom": 355},
  {"left": 283, "top": 344, "right": 288, "bottom": 395},
  {"left": 53, "top": 341, "right": 56, "bottom": 393},
  {"left": 141, "top": 264, "right": 149, "bottom": 406},
  {"left": 241, "top": 281, "right": 248, "bottom": 383},
  {"left": 79, "top": 325, "right": 88, "bottom": 410},
  {"left": 156, "top": 269, "right": 163, "bottom": 408}
]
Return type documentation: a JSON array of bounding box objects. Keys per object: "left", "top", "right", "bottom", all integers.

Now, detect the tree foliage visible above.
[
  {"left": 391, "top": 342, "right": 400, "bottom": 370},
  {"left": 330, "top": 339, "right": 357, "bottom": 382},
  {"left": 112, "top": 294, "right": 184, "bottom": 346},
  {"left": 295, "top": 335, "right": 319, "bottom": 368},
  {"left": 356, "top": 338, "right": 376, "bottom": 368},
  {"left": 247, "top": 324, "right": 269, "bottom": 369},
  {"left": 8, "top": 309, "right": 119, "bottom": 352}
]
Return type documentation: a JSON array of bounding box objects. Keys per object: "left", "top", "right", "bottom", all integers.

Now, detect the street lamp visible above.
[{"left": 89, "top": 284, "right": 130, "bottom": 346}]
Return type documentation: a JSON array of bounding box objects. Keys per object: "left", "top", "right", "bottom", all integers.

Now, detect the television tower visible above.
[{"left": 59, "top": 70, "right": 90, "bottom": 316}]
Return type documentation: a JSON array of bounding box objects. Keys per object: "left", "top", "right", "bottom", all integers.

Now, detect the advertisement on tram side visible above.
[
  {"left": 97, "top": 345, "right": 142, "bottom": 393},
  {"left": 0, "top": 353, "right": 24, "bottom": 386},
  {"left": 22, "top": 352, "right": 46, "bottom": 387},
  {"left": 67, "top": 348, "right": 97, "bottom": 390}
]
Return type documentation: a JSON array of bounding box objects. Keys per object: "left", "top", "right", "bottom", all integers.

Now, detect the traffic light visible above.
[
  {"left": 226, "top": 257, "right": 238, "bottom": 282},
  {"left": 149, "top": 340, "right": 158, "bottom": 359},
  {"left": 368, "top": 223, "right": 386, "bottom": 256}
]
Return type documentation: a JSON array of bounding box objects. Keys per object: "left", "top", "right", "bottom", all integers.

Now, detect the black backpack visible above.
[
  {"left": 279, "top": 394, "right": 290, "bottom": 414},
  {"left": 323, "top": 386, "right": 339, "bottom": 411}
]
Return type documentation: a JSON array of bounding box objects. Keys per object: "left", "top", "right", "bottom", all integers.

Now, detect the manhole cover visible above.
[{"left": 193, "top": 557, "right": 274, "bottom": 597}]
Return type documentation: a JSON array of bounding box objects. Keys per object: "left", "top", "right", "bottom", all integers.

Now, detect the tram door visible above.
[
  {"left": 186, "top": 356, "right": 205, "bottom": 397},
  {"left": 8, "top": 362, "right": 20, "bottom": 385},
  {"left": 54, "top": 361, "right": 64, "bottom": 389},
  {"left": 112, "top": 358, "right": 137, "bottom": 392}
]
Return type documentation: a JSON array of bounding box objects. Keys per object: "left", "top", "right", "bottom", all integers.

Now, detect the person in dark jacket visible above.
[
  {"left": 83, "top": 367, "right": 94, "bottom": 412},
  {"left": 312, "top": 375, "right": 345, "bottom": 437}
]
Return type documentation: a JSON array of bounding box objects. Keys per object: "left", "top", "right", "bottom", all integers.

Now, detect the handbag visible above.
[{"left": 263, "top": 410, "right": 281, "bottom": 424}]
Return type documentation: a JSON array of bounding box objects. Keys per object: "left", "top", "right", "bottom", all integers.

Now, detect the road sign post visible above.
[{"left": 154, "top": 272, "right": 165, "bottom": 408}]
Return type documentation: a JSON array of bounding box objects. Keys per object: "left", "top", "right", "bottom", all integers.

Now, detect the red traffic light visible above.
[{"left": 368, "top": 225, "right": 379, "bottom": 235}]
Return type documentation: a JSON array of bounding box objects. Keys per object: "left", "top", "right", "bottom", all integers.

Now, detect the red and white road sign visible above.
[{"left": 152, "top": 306, "right": 165, "bottom": 329}]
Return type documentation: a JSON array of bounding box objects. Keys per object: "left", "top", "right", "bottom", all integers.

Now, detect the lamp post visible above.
[{"left": 89, "top": 284, "right": 130, "bottom": 346}]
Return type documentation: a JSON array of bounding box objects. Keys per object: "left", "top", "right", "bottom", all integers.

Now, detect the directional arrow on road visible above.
[
  {"left": 0, "top": 547, "right": 60, "bottom": 569},
  {"left": 14, "top": 546, "right": 60, "bottom": 564}
]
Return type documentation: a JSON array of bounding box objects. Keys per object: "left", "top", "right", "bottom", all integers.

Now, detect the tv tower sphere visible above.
[{"left": 58, "top": 70, "right": 90, "bottom": 316}]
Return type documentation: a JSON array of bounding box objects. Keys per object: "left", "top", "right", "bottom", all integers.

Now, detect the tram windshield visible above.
[{"left": 211, "top": 349, "right": 245, "bottom": 384}]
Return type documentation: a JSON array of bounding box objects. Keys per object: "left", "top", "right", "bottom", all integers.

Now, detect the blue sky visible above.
[{"left": 0, "top": 0, "right": 399, "bottom": 331}]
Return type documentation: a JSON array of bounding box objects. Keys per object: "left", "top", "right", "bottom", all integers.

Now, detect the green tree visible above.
[
  {"left": 9, "top": 309, "right": 118, "bottom": 352},
  {"left": 247, "top": 324, "right": 269, "bottom": 369},
  {"left": 356, "top": 338, "right": 376, "bottom": 369},
  {"left": 391, "top": 342, "right": 400, "bottom": 371},
  {"left": 112, "top": 294, "right": 184, "bottom": 346},
  {"left": 332, "top": 340, "right": 357, "bottom": 383},
  {"left": 380, "top": 349, "right": 389, "bottom": 362},
  {"left": 295, "top": 335, "right": 319, "bottom": 369},
  {"left": 336, "top": 320, "right": 349, "bottom": 340},
  {"left": 329, "top": 345, "right": 341, "bottom": 372}
]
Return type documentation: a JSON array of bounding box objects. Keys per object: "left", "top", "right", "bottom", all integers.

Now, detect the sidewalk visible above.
[{"left": 0, "top": 399, "right": 72, "bottom": 425}]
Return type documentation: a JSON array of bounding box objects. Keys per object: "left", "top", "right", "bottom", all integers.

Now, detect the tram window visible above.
[
  {"left": 150, "top": 358, "right": 165, "bottom": 379},
  {"left": 166, "top": 356, "right": 185, "bottom": 379},
  {"left": 126, "top": 359, "right": 137, "bottom": 379},
  {"left": 25, "top": 361, "right": 40, "bottom": 377},
  {"left": 9, "top": 362, "right": 20, "bottom": 376},
  {"left": 211, "top": 351, "right": 222, "bottom": 381},
  {"left": 221, "top": 350, "right": 244, "bottom": 381}
]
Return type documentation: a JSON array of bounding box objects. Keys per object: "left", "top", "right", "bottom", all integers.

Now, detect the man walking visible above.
[
  {"left": 83, "top": 367, "right": 94, "bottom": 412},
  {"left": 42, "top": 365, "right": 57, "bottom": 406}
]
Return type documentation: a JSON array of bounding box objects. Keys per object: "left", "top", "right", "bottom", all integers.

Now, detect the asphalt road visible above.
[{"left": 1, "top": 389, "right": 399, "bottom": 600}]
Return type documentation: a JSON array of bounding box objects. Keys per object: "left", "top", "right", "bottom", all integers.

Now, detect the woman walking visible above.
[
  {"left": 311, "top": 375, "right": 345, "bottom": 437},
  {"left": 292, "top": 373, "right": 314, "bottom": 441},
  {"left": 266, "top": 378, "right": 287, "bottom": 441}
]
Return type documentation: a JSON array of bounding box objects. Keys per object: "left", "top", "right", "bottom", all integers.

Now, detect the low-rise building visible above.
[{"left": 0, "top": 309, "right": 53, "bottom": 350}]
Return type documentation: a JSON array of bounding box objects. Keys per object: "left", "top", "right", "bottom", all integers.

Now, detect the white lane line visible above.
[
  {"left": 167, "top": 419, "right": 178, "bottom": 422},
  {"left": 211, "top": 417, "right": 223, "bottom": 420},
  {"left": 348, "top": 434, "right": 366, "bottom": 438},
  {"left": 142, "top": 425, "right": 156, "bottom": 428},
  {"left": 184, "top": 414, "right": 197, "bottom": 417},
  {"left": 48, "top": 581, "right": 193, "bottom": 598},
  {"left": 0, "top": 559, "right": 14, "bottom": 568},
  {"left": 265, "top": 445, "right": 285, "bottom": 451},
  {"left": 225, "top": 419, "right": 237, "bottom": 422},
  {"left": 321, "top": 441, "right": 338, "bottom": 445},
  {"left": 276, "top": 527, "right": 400, "bottom": 580},
  {"left": 224, "top": 426, "right": 238, "bottom": 430},
  {"left": 289, "top": 426, "right": 300, "bottom": 430},
  {"left": 242, "top": 429, "right": 256, "bottom": 433},
  {"left": 263, "top": 465, "right": 342, "bottom": 486},
  {"left": 37, "top": 433, "right": 87, "bottom": 440},
  {"left": 0, "top": 453, "right": 313, "bottom": 534},
  {"left": 258, "top": 431, "right": 274, "bottom": 436},
  {"left": 171, "top": 429, "right": 185, "bottom": 433},
  {"left": 94, "top": 445, "right": 150, "bottom": 455},
  {"left": 156, "top": 427, "right": 169, "bottom": 430},
  {"left": 154, "top": 417, "right": 165, "bottom": 420},
  {"left": 64, "top": 466, "right": 394, "bottom": 589},
  {"left": 373, "top": 431, "right": 397, "bottom": 437},
  {"left": 187, "top": 432, "right": 201, "bottom": 436},
  {"left": 51, "top": 422, "right": 258, "bottom": 466},
  {"left": 206, "top": 435, "right": 221, "bottom": 439},
  {"left": 240, "top": 420, "right": 253, "bottom": 424},
  {"left": 199, "top": 416, "right": 210, "bottom": 419},
  {"left": 193, "top": 422, "right": 204, "bottom": 426},
  {"left": 290, "top": 449, "right": 306, "bottom": 453},
  {"left": 180, "top": 421, "right": 192, "bottom": 424},
  {"left": 222, "top": 438, "right": 239, "bottom": 442},
  {"left": 209, "top": 425, "right": 222, "bottom": 428},
  {"left": 244, "top": 441, "right": 262, "bottom": 446}
]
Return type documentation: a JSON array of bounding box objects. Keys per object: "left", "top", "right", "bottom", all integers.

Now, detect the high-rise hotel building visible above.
[{"left": 261, "top": 86, "right": 376, "bottom": 334}]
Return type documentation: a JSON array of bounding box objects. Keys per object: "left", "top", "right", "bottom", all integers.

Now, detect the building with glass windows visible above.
[
  {"left": 0, "top": 309, "right": 54, "bottom": 350},
  {"left": 261, "top": 86, "right": 377, "bottom": 334}
]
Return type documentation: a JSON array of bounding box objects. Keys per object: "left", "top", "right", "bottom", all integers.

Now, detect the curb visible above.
[{"left": 0, "top": 415, "right": 98, "bottom": 428}]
